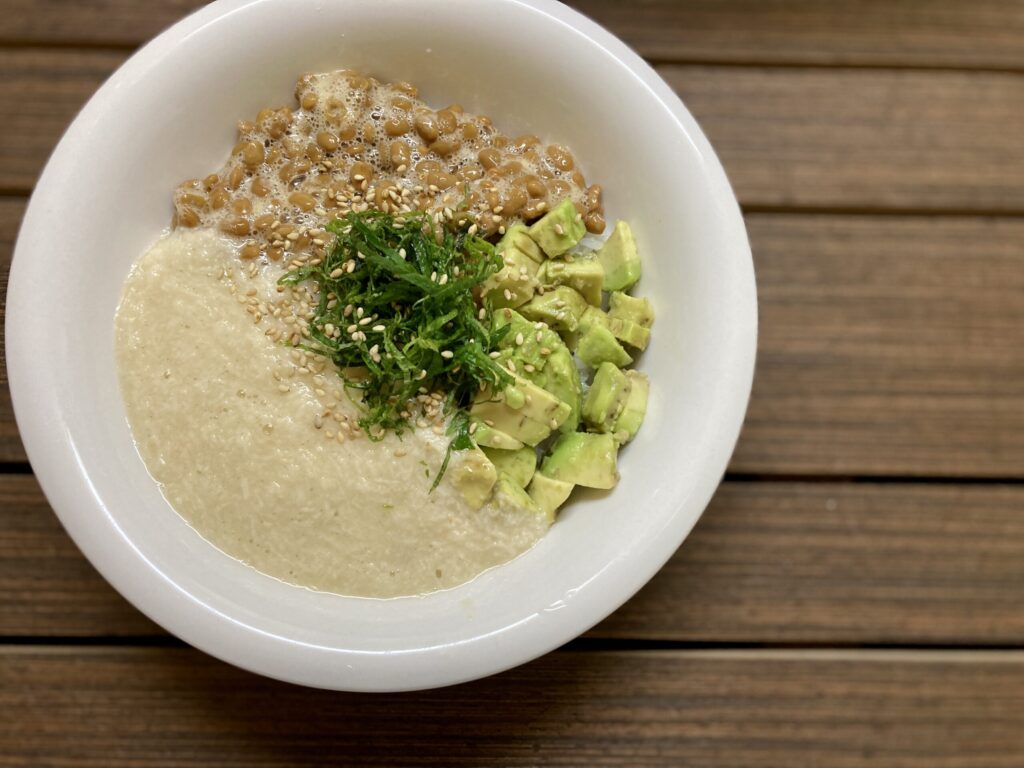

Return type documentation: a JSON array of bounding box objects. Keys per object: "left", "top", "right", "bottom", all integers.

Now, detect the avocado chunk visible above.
[
  {"left": 577, "top": 323, "right": 632, "bottom": 369},
  {"left": 496, "top": 222, "right": 544, "bottom": 263},
  {"left": 518, "top": 286, "right": 589, "bottom": 333},
  {"left": 492, "top": 472, "right": 543, "bottom": 515},
  {"left": 491, "top": 309, "right": 582, "bottom": 433},
  {"left": 611, "top": 370, "right": 649, "bottom": 443},
  {"left": 470, "top": 375, "right": 572, "bottom": 446},
  {"left": 528, "top": 198, "right": 586, "bottom": 257},
  {"left": 530, "top": 345, "right": 582, "bottom": 432},
  {"left": 491, "top": 308, "right": 561, "bottom": 375},
  {"left": 471, "top": 421, "right": 524, "bottom": 450},
  {"left": 540, "top": 432, "right": 619, "bottom": 490},
  {"left": 538, "top": 258, "right": 604, "bottom": 306},
  {"left": 481, "top": 251, "right": 538, "bottom": 309},
  {"left": 527, "top": 472, "right": 575, "bottom": 522},
  {"left": 580, "top": 305, "right": 650, "bottom": 351},
  {"left": 482, "top": 445, "right": 537, "bottom": 489},
  {"left": 595, "top": 220, "right": 641, "bottom": 291},
  {"left": 608, "top": 292, "right": 654, "bottom": 329},
  {"left": 609, "top": 317, "right": 650, "bottom": 350},
  {"left": 450, "top": 447, "right": 498, "bottom": 510},
  {"left": 582, "top": 362, "right": 631, "bottom": 433}
]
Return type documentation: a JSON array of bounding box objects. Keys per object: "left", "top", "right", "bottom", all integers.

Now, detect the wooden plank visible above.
[
  {"left": 0, "top": 199, "right": 20, "bottom": 462},
  {"left": 3, "top": 50, "right": 1024, "bottom": 211},
  {"left": 3, "top": 211, "right": 1022, "bottom": 473},
  {"left": 2, "top": 647, "right": 1024, "bottom": 766},
  {"left": 3, "top": 0, "right": 1024, "bottom": 71},
  {"left": 661, "top": 65, "right": 1024, "bottom": 212},
  {"left": 601, "top": 481, "right": 1024, "bottom": 644},
  {"left": 6, "top": 475, "right": 1024, "bottom": 644},
  {"left": 738, "top": 214, "right": 1024, "bottom": 477},
  {"left": 0, "top": 50, "right": 127, "bottom": 193}
]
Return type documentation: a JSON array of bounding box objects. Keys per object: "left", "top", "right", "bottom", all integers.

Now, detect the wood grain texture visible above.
[
  {"left": 3, "top": 211, "right": 1022, "bottom": 473},
  {"left": 739, "top": 214, "right": 1024, "bottom": 477},
  {"left": 3, "top": 50, "right": 1024, "bottom": 212},
  {"left": 3, "top": 0, "right": 1024, "bottom": 71},
  {"left": 2, "top": 647, "right": 1024, "bottom": 766},
  {"left": 662, "top": 65, "right": 1024, "bottom": 212},
  {"left": 0, "top": 198, "right": 20, "bottom": 461},
  {"left": 0, "top": 50, "right": 127, "bottom": 193},
  {"left": 7, "top": 474, "right": 1024, "bottom": 644}
]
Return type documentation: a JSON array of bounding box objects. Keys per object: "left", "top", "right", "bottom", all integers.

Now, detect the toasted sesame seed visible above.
[
  {"left": 330, "top": 268, "right": 344, "bottom": 278},
  {"left": 535, "top": 331, "right": 543, "bottom": 342},
  {"left": 539, "top": 347, "right": 551, "bottom": 356}
]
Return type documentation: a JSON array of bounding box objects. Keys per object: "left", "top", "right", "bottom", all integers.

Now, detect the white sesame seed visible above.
[
  {"left": 372, "top": 324, "right": 386, "bottom": 332},
  {"left": 507, "top": 360, "right": 517, "bottom": 372},
  {"left": 515, "top": 333, "right": 525, "bottom": 346},
  {"left": 440, "top": 350, "right": 455, "bottom": 359},
  {"left": 478, "top": 308, "right": 487, "bottom": 320},
  {"left": 330, "top": 268, "right": 344, "bottom": 278},
  {"left": 503, "top": 289, "right": 513, "bottom": 301},
  {"left": 358, "top": 317, "right": 373, "bottom": 326},
  {"left": 438, "top": 274, "right": 449, "bottom": 285},
  {"left": 469, "top": 422, "right": 478, "bottom": 435},
  {"left": 524, "top": 363, "right": 536, "bottom": 373}
]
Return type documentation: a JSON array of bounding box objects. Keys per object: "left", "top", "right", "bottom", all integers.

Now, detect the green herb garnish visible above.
[{"left": 279, "top": 209, "right": 513, "bottom": 482}]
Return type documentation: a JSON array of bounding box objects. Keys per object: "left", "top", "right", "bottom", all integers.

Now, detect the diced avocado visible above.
[
  {"left": 540, "top": 432, "right": 619, "bottom": 490},
  {"left": 518, "top": 286, "right": 589, "bottom": 333},
  {"left": 608, "top": 317, "right": 650, "bottom": 350},
  {"left": 611, "top": 370, "right": 649, "bottom": 443},
  {"left": 561, "top": 330, "right": 579, "bottom": 352},
  {"left": 582, "top": 362, "right": 631, "bottom": 433},
  {"left": 482, "top": 446, "right": 537, "bottom": 489},
  {"left": 578, "top": 305, "right": 606, "bottom": 333},
  {"left": 528, "top": 198, "right": 586, "bottom": 257},
  {"left": 471, "top": 421, "right": 524, "bottom": 450},
  {"left": 471, "top": 375, "right": 572, "bottom": 446},
  {"left": 492, "top": 472, "right": 543, "bottom": 515},
  {"left": 492, "top": 308, "right": 560, "bottom": 371},
  {"left": 595, "top": 221, "right": 641, "bottom": 291},
  {"left": 481, "top": 258, "right": 538, "bottom": 309},
  {"left": 531, "top": 345, "right": 582, "bottom": 433},
  {"left": 577, "top": 323, "right": 632, "bottom": 369},
  {"left": 496, "top": 222, "right": 544, "bottom": 263},
  {"left": 527, "top": 472, "right": 574, "bottom": 522},
  {"left": 450, "top": 447, "right": 498, "bottom": 510},
  {"left": 580, "top": 305, "right": 650, "bottom": 351},
  {"left": 608, "top": 292, "right": 654, "bottom": 329},
  {"left": 538, "top": 259, "right": 604, "bottom": 306}
]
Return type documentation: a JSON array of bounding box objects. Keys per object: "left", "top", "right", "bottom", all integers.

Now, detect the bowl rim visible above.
[{"left": 5, "top": 0, "right": 757, "bottom": 691}]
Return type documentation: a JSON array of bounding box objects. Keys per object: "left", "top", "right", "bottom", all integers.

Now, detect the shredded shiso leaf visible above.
[{"left": 279, "top": 209, "right": 513, "bottom": 484}]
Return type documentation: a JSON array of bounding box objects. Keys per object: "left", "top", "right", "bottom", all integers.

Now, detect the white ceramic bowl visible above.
[{"left": 6, "top": 0, "right": 756, "bottom": 691}]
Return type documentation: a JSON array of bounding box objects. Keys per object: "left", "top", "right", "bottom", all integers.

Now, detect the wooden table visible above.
[{"left": 3, "top": 1, "right": 1024, "bottom": 764}]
